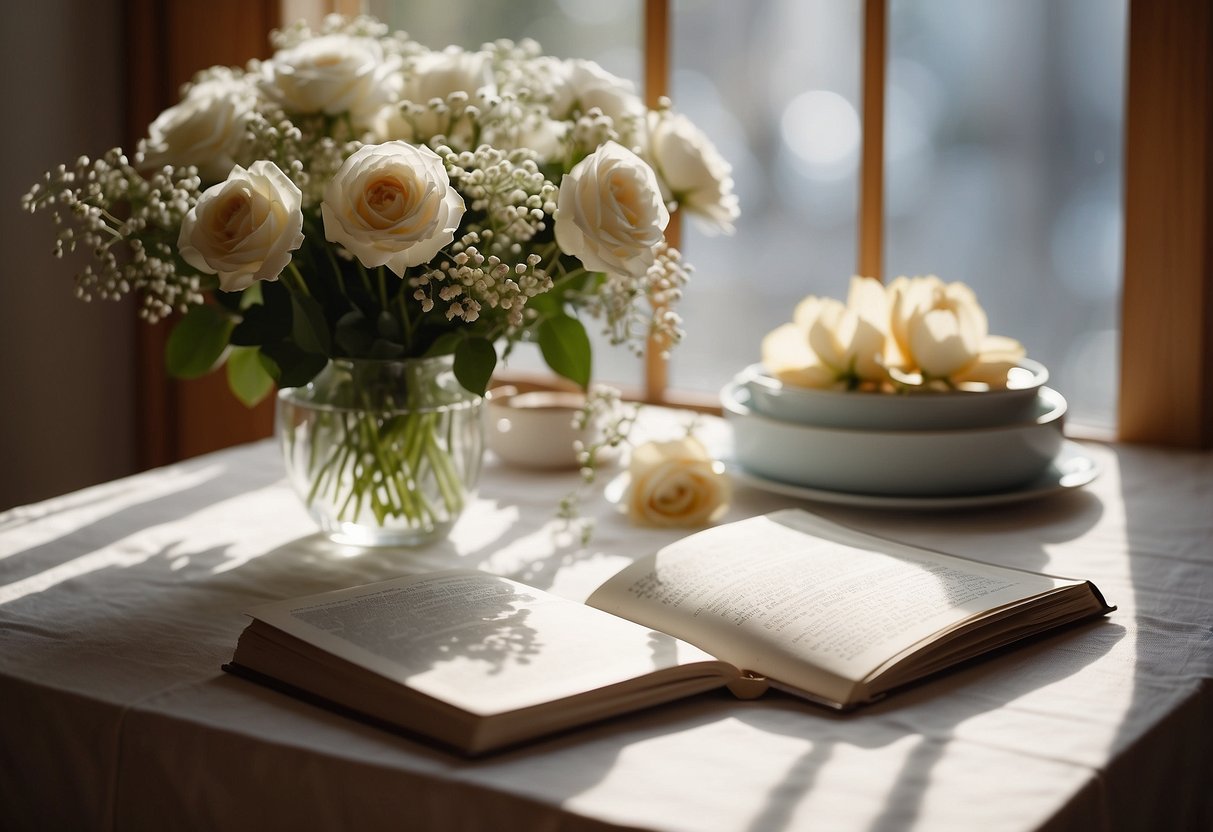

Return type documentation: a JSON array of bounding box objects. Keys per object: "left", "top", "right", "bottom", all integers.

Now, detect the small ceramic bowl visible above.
[
  {"left": 722, "top": 381, "right": 1066, "bottom": 497},
  {"left": 741, "top": 359, "right": 1049, "bottom": 430},
  {"left": 484, "top": 386, "right": 589, "bottom": 470}
]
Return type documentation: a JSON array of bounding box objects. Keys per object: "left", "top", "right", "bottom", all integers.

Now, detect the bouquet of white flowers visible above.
[
  {"left": 23, "top": 14, "right": 737, "bottom": 400},
  {"left": 22, "top": 14, "right": 738, "bottom": 544}
]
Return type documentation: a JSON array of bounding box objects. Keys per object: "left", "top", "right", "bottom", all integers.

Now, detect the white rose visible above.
[
  {"left": 259, "top": 34, "right": 400, "bottom": 124},
  {"left": 627, "top": 437, "right": 731, "bottom": 528},
  {"left": 178, "top": 161, "right": 304, "bottom": 292},
  {"left": 483, "top": 112, "right": 568, "bottom": 163},
  {"left": 403, "top": 47, "right": 495, "bottom": 105},
  {"left": 321, "top": 141, "right": 465, "bottom": 276},
  {"left": 399, "top": 47, "right": 497, "bottom": 144},
  {"left": 367, "top": 103, "right": 416, "bottom": 143},
  {"left": 140, "top": 76, "right": 255, "bottom": 183},
  {"left": 888, "top": 275, "right": 1025, "bottom": 385},
  {"left": 555, "top": 141, "right": 669, "bottom": 278},
  {"left": 646, "top": 110, "right": 739, "bottom": 234},
  {"left": 550, "top": 59, "right": 645, "bottom": 127}
]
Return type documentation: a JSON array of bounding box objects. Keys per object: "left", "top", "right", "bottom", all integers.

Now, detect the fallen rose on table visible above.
[{"left": 626, "top": 436, "right": 731, "bottom": 528}]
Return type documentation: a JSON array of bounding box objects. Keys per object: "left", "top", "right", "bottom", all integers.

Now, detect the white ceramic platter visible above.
[{"left": 724, "top": 440, "right": 1100, "bottom": 511}]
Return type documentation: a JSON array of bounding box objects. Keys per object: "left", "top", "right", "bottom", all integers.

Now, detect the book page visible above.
[
  {"left": 247, "top": 570, "right": 726, "bottom": 717},
  {"left": 587, "top": 510, "right": 1077, "bottom": 696}
]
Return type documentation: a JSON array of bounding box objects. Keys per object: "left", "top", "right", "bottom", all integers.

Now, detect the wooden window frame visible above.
[{"left": 127, "top": 0, "right": 1212, "bottom": 459}]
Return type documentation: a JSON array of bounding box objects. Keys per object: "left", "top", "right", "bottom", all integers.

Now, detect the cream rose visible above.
[
  {"left": 888, "top": 275, "right": 1025, "bottom": 385},
  {"left": 627, "top": 437, "right": 731, "bottom": 528},
  {"left": 321, "top": 141, "right": 465, "bottom": 276},
  {"left": 140, "top": 75, "right": 255, "bottom": 183},
  {"left": 259, "top": 34, "right": 399, "bottom": 124},
  {"left": 646, "top": 110, "right": 739, "bottom": 234},
  {"left": 178, "top": 161, "right": 304, "bottom": 292},
  {"left": 555, "top": 141, "right": 669, "bottom": 278}
]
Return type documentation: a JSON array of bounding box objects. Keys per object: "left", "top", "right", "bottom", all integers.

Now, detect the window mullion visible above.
[
  {"left": 643, "top": 0, "right": 677, "bottom": 403},
  {"left": 858, "top": 0, "right": 887, "bottom": 283}
]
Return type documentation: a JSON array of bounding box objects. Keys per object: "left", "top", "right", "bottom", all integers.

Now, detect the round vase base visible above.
[{"left": 318, "top": 515, "right": 456, "bottom": 548}]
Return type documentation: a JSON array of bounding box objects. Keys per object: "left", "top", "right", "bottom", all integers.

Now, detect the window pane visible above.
[
  {"left": 885, "top": 0, "right": 1126, "bottom": 430},
  {"left": 669, "top": 0, "right": 864, "bottom": 394},
  {"left": 370, "top": 0, "right": 640, "bottom": 76},
  {"left": 669, "top": 0, "right": 1124, "bottom": 432}
]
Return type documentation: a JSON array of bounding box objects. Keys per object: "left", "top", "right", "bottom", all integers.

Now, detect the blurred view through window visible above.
[{"left": 372, "top": 0, "right": 1126, "bottom": 430}]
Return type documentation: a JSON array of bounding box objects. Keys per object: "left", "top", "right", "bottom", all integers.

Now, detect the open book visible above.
[{"left": 225, "top": 510, "right": 1113, "bottom": 755}]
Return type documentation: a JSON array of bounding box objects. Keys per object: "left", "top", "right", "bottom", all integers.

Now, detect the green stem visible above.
[
  {"left": 323, "top": 244, "right": 348, "bottom": 291},
  {"left": 291, "top": 368, "right": 474, "bottom": 535},
  {"left": 356, "top": 261, "right": 375, "bottom": 299},
  {"left": 396, "top": 291, "right": 414, "bottom": 351},
  {"left": 376, "top": 266, "right": 389, "bottom": 311},
  {"left": 286, "top": 261, "right": 312, "bottom": 297},
  {"left": 549, "top": 265, "right": 590, "bottom": 294}
]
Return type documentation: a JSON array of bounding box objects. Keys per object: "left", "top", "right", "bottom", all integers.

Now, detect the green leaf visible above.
[
  {"left": 525, "top": 290, "right": 562, "bottom": 318},
  {"left": 291, "top": 292, "right": 331, "bottom": 356},
  {"left": 230, "top": 299, "right": 291, "bottom": 346},
  {"left": 238, "top": 281, "right": 263, "bottom": 309},
  {"left": 260, "top": 342, "right": 328, "bottom": 388},
  {"left": 226, "top": 346, "right": 276, "bottom": 407},
  {"left": 334, "top": 310, "right": 374, "bottom": 354},
  {"left": 453, "top": 337, "right": 497, "bottom": 395},
  {"left": 212, "top": 289, "right": 243, "bottom": 312},
  {"left": 537, "top": 314, "right": 592, "bottom": 389},
  {"left": 424, "top": 332, "right": 463, "bottom": 356},
  {"left": 165, "top": 304, "right": 235, "bottom": 379}
]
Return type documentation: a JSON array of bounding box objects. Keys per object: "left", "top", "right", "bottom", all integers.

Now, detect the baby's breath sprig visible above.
[
  {"left": 570, "top": 241, "right": 692, "bottom": 358},
  {"left": 21, "top": 149, "right": 207, "bottom": 322},
  {"left": 556, "top": 385, "right": 640, "bottom": 546},
  {"left": 242, "top": 108, "right": 357, "bottom": 207}
]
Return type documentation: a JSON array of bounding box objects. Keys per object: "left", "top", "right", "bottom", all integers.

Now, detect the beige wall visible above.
[{"left": 0, "top": 0, "right": 135, "bottom": 510}]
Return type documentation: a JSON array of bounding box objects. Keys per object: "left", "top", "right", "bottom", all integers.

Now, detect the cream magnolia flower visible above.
[
  {"left": 764, "top": 276, "right": 888, "bottom": 388},
  {"left": 627, "top": 437, "right": 730, "bottom": 528},
  {"left": 888, "top": 275, "right": 1025, "bottom": 385},
  {"left": 177, "top": 161, "right": 304, "bottom": 292},
  {"left": 802, "top": 296, "right": 888, "bottom": 385},
  {"left": 259, "top": 34, "right": 399, "bottom": 124},
  {"left": 761, "top": 323, "right": 836, "bottom": 388},
  {"left": 555, "top": 141, "right": 669, "bottom": 278},
  {"left": 646, "top": 110, "right": 739, "bottom": 234},
  {"left": 140, "top": 75, "right": 255, "bottom": 183},
  {"left": 321, "top": 141, "right": 465, "bottom": 277}
]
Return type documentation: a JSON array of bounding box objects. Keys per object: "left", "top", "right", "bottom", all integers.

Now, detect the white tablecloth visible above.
[{"left": 1, "top": 410, "right": 1211, "bottom": 831}]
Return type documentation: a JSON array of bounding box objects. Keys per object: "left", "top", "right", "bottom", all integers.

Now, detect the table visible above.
[{"left": 2, "top": 409, "right": 1211, "bottom": 831}]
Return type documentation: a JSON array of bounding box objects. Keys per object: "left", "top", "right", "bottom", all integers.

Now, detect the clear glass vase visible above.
[{"left": 276, "top": 355, "right": 485, "bottom": 547}]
